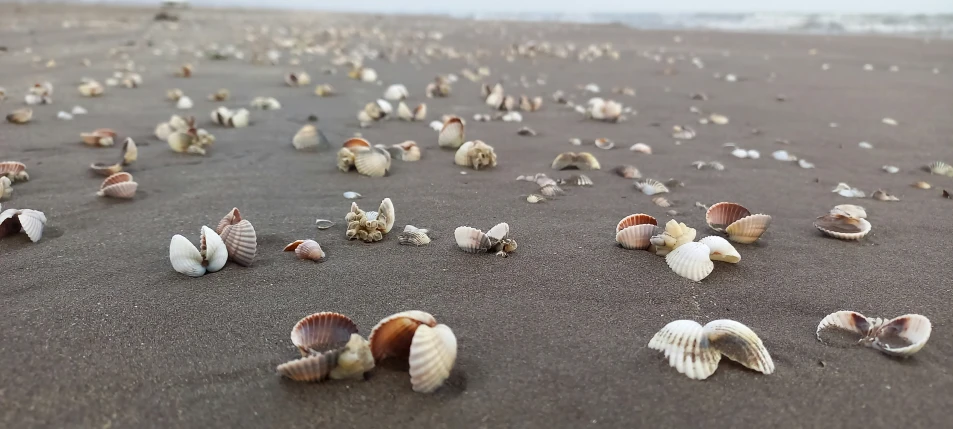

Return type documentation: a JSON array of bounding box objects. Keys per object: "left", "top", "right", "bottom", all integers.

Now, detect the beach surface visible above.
[{"left": 1, "top": 4, "right": 952, "bottom": 428}]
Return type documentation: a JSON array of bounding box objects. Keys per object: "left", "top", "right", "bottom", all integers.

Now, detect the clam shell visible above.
[
  {"left": 648, "top": 320, "right": 721, "bottom": 380},
  {"left": 454, "top": 226, "right": 492, "bottom": 253},
  {"left": 830, "top": 204, "right": 866, "bottom": 219},
  {"left": 0, "top": 208, "right": 47, "bottom": 242},
  {"left": 368, "top": 311, "right": 438, "bottom": 362},
  {"left": 200, "top": 226, "right": 228, "bottom": 273},
  {"left": 169, "top": 234, "right": 206, "bottom": 277},
  {"left": 384, "top": 84, "right": 408, "bottom": 101},
  {"left": 354, "top": 147, "right": 391, "bottom": 177},
  {"left": 215, "top": 207, "right": 242, "bottom": 235},
  {"left": 814, "top": 214, "right": 871, "bottom": 240},
  {"left": 652, "top": 196, "right": 671, "bottom": 207},
  {"left": 634, "top": 179, "right": 669, "bottom": 196},
  {"left": 665, "top": 242, "right": 714, "bottom": 282},
  {"left": 167, "top": 132, "right": 193, "bottom": 153},
  {"left": 228, "top": 109, "right": 250, "bottom": 128},
  {"left": 409, "top": 324, "right": 458, "bottom": 393},
  {"left": 725, "top": 214, "right": 772, "bottom": 244},
  {"left": 176, "top": 96, "right": 193, "bottom": 109},
  {"left": 595, "top": 138, "right": 614, "bottom": 150},
  {"left": 413, "top": 104, "right": 427, "bottom": 121},
  {"left": 616, "top": 214, "right": 658, "bottom": 232},
  {"left": 155, "top": 122, "right": 174, "bottom": 140},
  {"left": 486, "top": 222, "right": 510, "bottom": 243},
  {"left": 343, "top": 137, "right": 371, "bottom": 150},
  {"left": 290, "top": 312, "right": 358, "bottom": 356},
  {"left": 703, "top": 319, "right": 775, "bottom": 375},
  {"left": 219, "top": 219, "right": 257, "bottom": 266},
  {"left": 697, "top": 236, "right": 740, "bottom": 263},
  {"left": 90, "top": 162, "right": 123, "bottom": 176},
  {"left": 292, "top": 125, "right": 329, "bottom": 150},
  {"left": 277, "top": 351, "right": 339, "bottom": 382},
  {"left": 96, "top": 172, "right": 137, "bottom": 198},
  {"left": 616, "top": 225, "right": 657, "bottom": 250},
  {"left": 705, "top": 202, "right": 751, "bottom": 232},
  {"left": 378, "top": 198, "right": 395, "bottom": 234},
  {"left": 438, "top": 117, "right": 465, "bottom": 148},
  {"left": 871, "top": 314, "right": 931, "bottom": 356}
]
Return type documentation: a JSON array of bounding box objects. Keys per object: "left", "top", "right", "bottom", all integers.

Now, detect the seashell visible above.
[
  {"left": 250, "top": 96, "right": 281, "bottom": 110},
  {"left": 409, "top": 324, "right": 458, "bottom": 393},
  {"left": 78, "top": 81, "right": 104, "bottom": 97},
  {"left": 228, "top": 109, "right": 250, "bottom": 128},
  {"left": 277, "top": 334, "right": 374, "bottom": 382},
  {"left": 912, "top": 181, "right": 931, "bottom": 189},
  {"left": 384, "top": 84, "right": 409, "bottom": 101},
  {"left": 167, "top": 131, "right": 195, "bottom": 154},
  {"left": 672, "top": 126, "right": 696, "bottom": 140},
  {"left": 858, "top": 141, "right": 873, "bottom": 149},
  {"left": 169, "top": 226, "right": 227, "bottom": 277},
  {"left": 649, "top": 319, "right": 774, "bottom": 380},
  {"left": 0, "top": 177, "right": 11, "bottom": 200},
  {"left": 501, "top": 95, "right": 517, "bottom": 112},
  {"left": 772, "top": 150, "right": 797, "bottom": 162},
  {"left": 290, "top": 312, "right": 358, "bottom": 356},
  {"left": 166, "top": 88, "right": 184, "bottom": 101},
  {"left": 872, "top": 189, "right": 899, "bottom": 202},
  {"left": 168, "top": 115, "right": 193, "bottom": 132},
  {"left": 725, "top": 214, "right": 771, "bottom": 244},
  {"left": 292, "top": 125, "right": 330, "bottom": 151},
  {"left": 613, "top": 165, "right": 641, "bottom": 179},
  {"left": 284, "top": 239, "right": 325, "bottom": 262},
  {"left": 517, "top": 127, "right": 536, "bottom": 136},
  {"left": 830, "top": 204, "right": 867, "bottom": 219},
  {"left": 832, "top": 182, "right": 866, "bottom": 198},
  {"left": 6, "top": 108, "right": 33, "bottom": 124},
  {"left": 368, "top": 311, "right": 438, "bottom": 362},
  {"left": 96, "top": 172, "right": 138, "bottom": 198},
  {"left": 398, "top": 228, "right": 431, "bottom": 246},
  {"left": 629, "top": 143, "right": 652, "bottom": 154},
  {"left": 882, "top": 165, "right": 899, "bottom": 174},
  {"left": 0, "top": 161, "right": 29, "bottom": 182},
  {"left": 814, "top": 214, "right": 871, "bottom": 240},
  {"left": 595, "top": 138, "right": 614, "bottom": 150},
  {"left": 698, "top": 236, "right": 740, "bottom": 263},
  {"left": 731, "top": 148, "right": 749, "bottom": 159},
  {"left": 708, "top": 114, "right": 729, "bottom": 125},
  {"left": 551, "top": 152, "right": 600, "bottom": 170},
  {"left": 665, "top": 242, "right": 714, "bottom": 281},
  {"left": 396, "top": 101, "right": 414, "bottom": 121},
  {"left": 501, "top": 111, "right": 522, "bottom": 122},
  {"left": 0, "top": 208, "right": 47, "bottom": 242},
  {"left": 615, "top": 214, "right": 657, "bottom": 250},
  {"left": 652, "top": 196, "right": 672, "bottom": 207},
  {"left": 71, "top": 106, "right": 88, "bottom": 115},
  {"left": 89, "top": 162, "right": 123, "bottom": 176},
  {"left": 219, "top": 219, "right": 257, "bottom": 266},
  {"left": 175, "top": 64, "right": 193, "bottom": 78},
  {"left": 155, "top": 122, "right": 175, "bottom": 141},
  {"left": 924, "top": 161, "right": 953, "bottom": 177},
  {"left": 176, "top": 96, "right": 193, "bottom": 109},
  {"left": 207, "top": 88, "right": 230, "bottom": 101},
  {"left": 343, "top": 192, "right": 362, "bottom": 200},
  {"left": 119, "top": 138, "right": 138, "bottom": 166},
  {"left": 882, "top": 117, "right": 898, "bottom": 126},
  {"left": 57, "top": 111, "right": 72, "bottom": 120},
  {"left": 634, "top": 179, "right": 669, "bottom": 196},
  {"left": 412, "top": 103, "right": 427, "bottom": 121},
  {"left": 359, "top": 68, "right": 377, "bottom": 83},
  {"left": 391, "top": 141, "right": 421, "bottom": 161},
  {"left": 817, "top": 311, "right": 931, "bottom": 356},
  {"left": 314, "top": 84, "right": 335, "bottom": 97},
  {"left": 454, "top": 141, "right": 497, "bottom": 170},
  {"left": 558, "top": 174, "right": 593, "bottom": 187},
  {"left": 438, "top": 117, "right": 465, "bottom": 148},
  {"left": 798, "top": 159, "right": 815, "bottom": 169},
  {"left": 429, "top": 120, "right": 443, "bottom": 131},
  {"left": 526, "top": 194, "right": 546, "bottom": 203},
  {"left": 454, "top": 226, "right": 492, "bottom": 253},
  {"left": 704, "top": 202, "right": 749, "bottom": 232},
  {"left": 285, "top": 71, "right": 311, "bottom": 87},
  {"left": 377, "top": 198, "right": 396, "bottom": 234},
  {"left": 354, "top": 146, "right": 391, "bottom": 177}
]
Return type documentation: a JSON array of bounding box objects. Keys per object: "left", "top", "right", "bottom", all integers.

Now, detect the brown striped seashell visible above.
[
  {"left": 814, "top": 214, "right": 871, "bottom": 240},
  {"left": 551, "top": 152, "right": 600, "bottom": 170},
  {"left": 454, "top": 140, "right": 497, "bottom": 170},
  {"left": 0, "top": 161, "right": 28, "bottom": 182},
  {"left": 616, "top": 214, "right": 658, "bottom": 250},
  {"left": 368, "top": 310, "right": 438, "bottom": 362},
  {"left": 220, "top": 219, "right": 257, "bottom": 266},
  {"left": 89, "top": 162, "right": 123, "bottom": 176},
  {"left": 284, "top": 239, "right": 326, "bottom": 261},
  {"left": 354, "top": 146, "right": 391, "bottom": 177},
  {"left": 614, "top": 165, "right": 641, "bottom": 179},
  {"left": 817, "top": 311, "right": 931, "bottom": 356},
  {"left": 409, "top": 324, "right": 458, "bottom": 393},
  {"left": 634, "top": 179, "right": 669, "bottom": 196},
  {"left": 438, "top": 116, "right": 465, "bottom": 148},
  {"left": 398, "top": 225, "right": 431, "bottom": 246},
  {"left": 292, "top": 124, "right": 330, "bottom": 151},
  {"left": 290, "top": 312, "right": 357, "bottom": 356},
  {"left": 277, "top": 333, "right": 374, "bottom": 382},
  {"left": 0, "top": 207, "right": 47, "bottom": 242},
  {"left": 392, "top": 141, "right": 421, "bottom": 161},
  {"left": 121, "top": 138, "right": 137, "bottom": 165},
  {"left": 649, "top": 319, "right": 774, "bottom": 380},
  {"left": 215, "top": 207, "right": 242, "bottom": 234},
  {"left": 6, "top": 108, "right": 33, "bottom": 124}
]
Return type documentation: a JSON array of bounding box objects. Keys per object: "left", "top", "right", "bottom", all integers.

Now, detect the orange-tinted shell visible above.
[
  {"left": 616, "top": 213, "right": 658, "bottom": 232},
  {"left": 368, "top": 311, "right": 438, "bottom": 363},
  {"left": 290, "top": 312, "right": 359, "bottom": 356},
  {"left": 343, "top": 137, "right": 371, "bottom": 150}
]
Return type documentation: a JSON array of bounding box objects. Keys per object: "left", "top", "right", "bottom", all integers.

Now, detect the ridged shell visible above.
[
  {"left": 814, "top": 215, "right": 871, "bottom": 240},
  {"left": 290, "top": 312, "right": 358, "bottom": 356},
  {"left": 155, "top": 122, "right": 174, "bottom": 140},
  {"left": 438, "top": 117, "right": 465, "bottom": 148},
  {"left": 616, "top": 225, "right": 657, "bottom": 250},
  {"left": 872, "top": 314, "right": 932, "bottom": 356},
  {"left": 648, "top": 320, "right": 722, "bottom": 380},
  {"left": 354, "top": 148, "right": 391, "bottom": 177},
  {"left": 830, "top": 204, "right": 867, "bottom": 219},
  {"left": 665, "top": 242, "right": 714, "bottom": 282},
  {"left": 215, "top": 207, "right": 242, "bottom": 235},
  {"left": 378, "top": 198, "right": 395, "bottom": 234},
  {"left": 277, "top": 351, "right": 339, "bottom": 382},
  {"left": 725, "top": 214, "right": 772, "bottom": 244},
  {"left": 200, "top": 226, "right": 228, "bottom": 273},
  {"left": 816, "top": 310, "right": 871, "bottom": 347},
  {"left": 396, "top": 101, "right": 413, "bottom": 120},
  {"left": 284, "top": 239, "right": 325, "bottom": 261},
  {"left": 96, "top": 172, "right": 137, "bottom": 198},
  {"left": 698, "top": 236, "right": 740, "bottom": 263},
  {"left": 409, "top": 324, "right": 458, "bottom": 393},
  {"left": 634, "top": 179, "right": 669, "bottom": 196},
  {"left": 90, "top": 162, "right": 123, "bottom": 176},
  {"left": 454, "top": 226, "right": 491, "bottom": 253},
  {"left": 560, "top": 174, "right": 593, "bottom": 186},
  {"left": 703, "top": 320, "right": 775, "bottom": 375},
  {"left": 0, "top": 209, "right": 47, "bottom": 242},
  {"left": 616, "top": 214, "right": 658, "bottom": 231},
  {"left": 368, "top": 311, "right": 438, "bottom": 362},
  {"left": 219, "top": 219, "right": 257, "bottom": 266},
  {"left": 0, "top": 161, "right": 26, "bottom": 176},
  {"left": 393, "top": 141, "right": 421, "bottom": 161},
  {"left": 486, "top": 222, "right": 509, "bottom": 243},
  {"left": 413, "top": 104, "right": 427, "bottom": 121},
  {"left": 398, "top": 230, "right": 431, "bottom": 246},
  {"left": 169, "top": 234, "right": 206, "bottom": 277},
  {"left": 705, "top": 202, "right": 752, "bottom": 232}
]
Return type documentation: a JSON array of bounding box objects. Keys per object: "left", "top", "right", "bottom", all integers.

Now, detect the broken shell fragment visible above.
[
  {"left": 284, "top": 239, "right": 325, "bottom": 262},
  {"left": 398, "top": 225, "right": 432, "bottom": 246},
  {"left": 665, "top": 242, "right": 714, "bottom": 282},
  {"left": 96, "top": 172, "right": 138, "bottom": 198},
  {"left": 454, "top": 141, "right": 497, "bottom": 170},
  {"left": 649, "top": 319, "right": 774, "bottom": 380},
  {"left": 0, "top": 208, "right": 47, "bottom": 242},
  {"left": 169, "top": 226, "right": 228, "bottom": 277},
  {"left": 551, "top": 152, "right": 600, "bottom": 170},
  {"left": 315, "top": 219, "right": 335, "bottom": 230},
  {"left": 816, "top": 311, "right": 931, "bottom": 357}
]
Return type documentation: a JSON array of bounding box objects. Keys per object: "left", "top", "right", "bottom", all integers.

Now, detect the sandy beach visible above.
[{"left": 1, "top": 4, "right": 952, "bottom": 428}]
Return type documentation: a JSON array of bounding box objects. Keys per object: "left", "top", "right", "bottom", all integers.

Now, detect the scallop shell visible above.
[
  {"left": 368, "top": 311, "right": 438, "bottom": 362},
  {"left": 276, "top": 351, "right": 339, "bottom": 382},
  {"left": 454, "top": 226, "right": 492, "bottom": 253},
  {"left": 396, "top": 101, "right": 414, "bottom": 121},
  {"left": 0, "top": 161, "right": 27, "bottom": 179},
  {"left": 215, "top": 207, "right": 242, "bottom": 235},
  {"left": 725, "top": 214, "right": 772, "bottom": 244},
  {"left": 438, "top": 117, "right": 465, "bottom": 148},
  {"left": 486, "top": 222, "right": 510, "bottom": 244},
  {"left": 559, "top": 174, "right": 593, "bottom": 187},
  {"left": 925, "top": 161, "right": 953, "bottom": 177},
  {"left": 634, "top": 179, "right": 669, "bottom": 196},
  {"left": 292, "top": 125, "right": 329, "bottom": 151},
  {"left": 0, "top": 208, "right": 47, "bottom": 242},
  {"left": 398, "top": 230, "right": 431, "bottom": 246},
  {"left": 290, "top": 312, "right": 358, "bottom": 356},
  {"left": 616, "top": 214, "right": 658, "bottom": 232},
  {"left": 652, "top": 196, "right": 672, "bottom": 207},
  {"left": 616, "top": 224, "right": 657, "bottom": 250},
  {"left": 648, "top": 320, "right": 721, "bottom": 380},
  {"left": 705, "top": 202, "right": 751, "bottom": 232},
  {"left": 814, "top": 214, "right": 871, "bottom": 240},
  {"left": 90, "top": 162, "right": 123, "bottom": 176},
  {"left": 384, "top": 84, "right": 408, "bottom": 101},
  {"left": 665, "top": 242, "right": 714, "bottom": 282},
  {"left": 703, "top": 320, "right": 775, "bottom": 375},
  {"left": 354, "top": 147, "right": 391, "bottom": 177},
  {"left": 408, "top": 324, "right": 458, "bottom": 393},
  {"left": 412, "top": 103, "right": 427, "bottom": 121},
  {"left": 830, "top": 204, "right": 866, "bottom": 219},
  {"left": 697, "top": 236, "right": 740, "bottom": 263},
  {"left": 96, "top": 172, "right": 138, "bottom": 199},
  {"left": 219, "top": 219, "right": 257, "bottom": 266},
  {"left": 284, "top": 239, "right": 326, "bottom": 261}
]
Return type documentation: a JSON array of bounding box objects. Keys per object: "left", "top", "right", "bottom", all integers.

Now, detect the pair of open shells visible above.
[
  {"left": 518, "top": 95, "right": 543, "bottom": 112},
  {"left": 814, "top": 204, "right": 871, "bottom": 240},
  {"left": 816, "top": 311, "right": 931, "bottom": 357},
  {"left": 0, "top": 205, "right": 47, "bottom": 242},
  {"left": 637, "top": 219, "right": 739, "bottom": 281},
  {"left": 357, "top": 99, "right": 392, "bottom": 125},
  {"left": 438, "top": 116, "right": 465, "bottom": 149},
  {"left": 345, "top": 198, "right": 395, "bottom": 243},
  {"left": 705, "top": 202, "right": 771, "bottom": 244},
  {"left": 292, "top": 125, "right": 330, "bottom": 151},
  {"left": 586, "top": 98, "right": 623, "bottom": 122},
  {"left": 169, "top": 226, "right": 228, "bottom": 277},
  {"left": 96, "top": 172, "right": 138, "bottom": 199},
  {"left": 454, "top": 222, "right": 517, "bottom": 257},
  {"left": 454, "top": 141, "right": 497, "bottom": 170},
  {"left": 284, "top": 239, "right": 325, "bottom": 261},
  {"left": 278, "top": 313, "right": 375, "bottom": 383},
  {"left": 397, "top": 101, "right": 427, "bottom": 121},
  {"left": 211, "top": 107, "right": 250, "bottom": 128},
  {"left": 0, "top": 161, "right": 30, "bottom": 183},
  {"left": 649, "top": 319, "right": 775, "bottom": 380},
  {"left": 552, "top": 152, "right": 600, "bottom": 170},
  {"left": 90, "top": 138, "right": 138, "bottom": 176},
  {"left": 337, "top": 138, "right": 392, "bottom": 177}
]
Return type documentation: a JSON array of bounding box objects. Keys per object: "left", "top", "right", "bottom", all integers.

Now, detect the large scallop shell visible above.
[
  {"left": 705, "top": 202, "right": 751, "bottom": 232},
  {"left": 284, "top": 239, "right": 325, "bottom": 261},
  {"left": 665, "top": 242, "right": 714, "bottom": 282},
  {"left": 438, "top": 117, "right": 465, "bottom": 148},
  {"left": 368, "top": 311, "right": 438, "bottom": 362},
  {"left": 96, "top": 172, "right": 138, "bottom": 198},
  {"left": 648, "top": 320, "right": 722, "bottom": 380},
  {"left": 454, "top": 226, "right": 492, "bottom": 253},
  {"left": 615, "top": 214, "right": 658, "bottom": 250},
  {"left": 0, "top": 208, "right": 47, "bottom": 242},
  {"left": 354, "top": 147, "right": 391, "bottom": 177},
  {"left": 697, "top": 236, "right": 740, "bottom": 263},
  {"left": 408, "top": 324, "right": 458, "bottom": 393},
  {"left": 290, "top": 312, "right": 358, "bottom": 356},
  {"left": 725, "top": 214, "right": 772, "bottom": 244},
  {"left": 219, "top": 219, "right": 257, "bottom": 266},
  {"left": 814, "top": 214, "right": 871, "bottom": 240}
]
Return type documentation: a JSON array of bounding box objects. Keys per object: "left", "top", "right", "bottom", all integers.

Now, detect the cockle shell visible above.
[
  {"left": 454, "top": 226, "right": 492, "bottom": 253},
  {"left": 169, "top": 226, "right": 228, "bottom": 277},
  {"left": 697, "top": 236, "right": 740, "bottom": 263},
  {"left": 384, "top": 84, "right": 409, "bottom": 101},
  {"left": 398, "top": 225, "right": 431, "bottom": 246},
  {"left": 551, "top": 152, "right": 600, "bottom": 170},
  {"left": 220, "top": 219, "right": 257, "bottom": 266},
  {"left": 314, "top": 84, "right": 335, "bottom": 97},
  {"left": 392, "top": 141, "right": 421, "bottom": 161},
  {"left": 705, "top": 202, "right": 771, "bottom": 244},
  {"left": 155, "top": 122, "right": 175, "bottom": 141},
  {"left": 80, "top": 129, "right": 116, "bottom": 147},
  {"left": 176, "top": 96, "right": 194, "bottom": 110},
  {"left": 121, "top": 138, "right": 138, "bottom": 165},
  {"left": 368, "top": 311, "right": 438, "bottom": 362},
  {"left": 814, "top": 214, "right": 871, "bottom": 240},
  {"left": 558, "top": 174, "right": 593, "bottom": 187},
  {"left": 924, "top": 161, "right": 953, "bottom": 177},
  {"left": 290, "top": 312, "right": 358, "bottom": 356},
  {"left": 634, "top": 179, "right": 669, "bottom": 196},
  {"left": 817, "top": 311, "right": 931, "bottom": 356},
  {"left": 96, "top": 172, "right": 138, "bottom": 198},
  {"left": 292, "top": 125, "right": 330, "bottom": 151},
  {"left": 438, "top": 116, "right": 465, "bottom": 148},
  {"left": 665, "top": 242, "right": 715, "bottom": 281},
  {"left": 277, "top": 333, "right": 374, "bottom": 382},
  {"left": 354, "top": 146, "right": 391, "bottom": 177},
  {"left": 454, "top": 140, "right": 497, "bottom": 170},
  {"left": 378, "top": 198, "right": 396, "bottom": 234},
  {"left": 615, "top": 214, "right": 658, "bottom": 250},
  {"left": 208, "top": 88, "right": 230, "bottom": 101},
  {"left": 409, "top": 324, "right": 458, "bottom": 393},
  {"left": 0, "top": 208, "right": 47, "bottom": 242},
  {"left": 653, "top": 196, "right": 672, "bottom": 207},
  {"left": 284, "top": 239, "right": 326, "bottom": 262},
  {"left": 649, "top": 319, "right": 774, "bottom": 380}
]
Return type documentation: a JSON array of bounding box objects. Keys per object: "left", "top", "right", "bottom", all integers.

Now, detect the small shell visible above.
[
  {"left": 169, "top": 234, "right": 206, "bottom": 277},
  {"left": 292, "top": 124, "right": 330, "bottom": 151},
  {"left": 526, "top": 194, "right": 546, "bottom": 203},
  {"left": 708, "top": 114, "right": 729, "bottom": 125},
  {"left": 398, "top": 230, "right": 431, "bottom": 246},
  {"left": 155, "top": 122, "right": 175, "bottom": 141},
  {"left": 392, "top": 141, "right": 421, "bottom": 161},
  {"left": 613, "top": 165, "right": 641, "bottom": 179},
  {"left": 368, "top": 311, "right": 438, "bottom": 362},
  {"left": 882, "top": 165, "right": 899, "bottom": 174},
  {"left": 383, "top": 84, "right": 409, "bottom": 101},
  {"left": 629, "top": 143, "right": 652, "bottom": 154},
  {"left": 454, "top": 226, "right": 492, "bottom": 253},
  {"left": 438, "top": 117, "right": 465, "bottom": 148},
  {"left": 634, "top": 179, "right": 669, "bottom": 196},
  {"left": 830, "top": 204, "right": 867, "bottom": 219},
  {"left": 90, "top": 162, "right": 123, "bottom": 176},
  {"left": 871, "top": 314, "right": 932, "bottom": 356},
  {"left": 409, "top": 324, "right": 458, "bottom": 393},
  {"left": 354, "top": 147, "right": 391, "bottom": 177},
  {"left": 551, "top": 152, "right": 600, "bottom": 170},
  {"left": 648, "top": 320, "right": 722, "bottom": 380},
  {"left": 276, "top": 352, "right": 338, "bottom": 382},
  {"left": 6, "top": 108, "right": 33, "bottom": 124},
  {"left": 219, "top": 219, "right": 257, "bottom": 266},
  {"left": 314, "top": 84, "right": 335, "bottom": 97},
  {"left": 285, "top": 71, "right": 311, "bottom": 87},
  {"left": 725, "top": 214, "right": 772, "bottom": 244},
  {"left": 559, "top": 174, "right": 593, "bottom": 187},
  {"left": 315, "top": 219, "right": 335, "bottom": 229},
  {"left": 652, "top": 196, "right": 672, "bottom": 207},
  {"left": 616, "top": 213, "right": 658, "bottom": 232},
  {"left": 96, "top": 172, "right": 138, "bottom": 198},
  {"left": 697, "top": 236, "right": 740, "bottom": 263},
  {"left": 665, "top": 242, "right": 714, "bottom": 282},
  {"left": 454, "top": 141, "right": 497, "bottom": 170},
  {"left": 396, "top": 101, "right": 414, "bottom": 121},
  {"left": 814, "top": 214, "right": 871, "bottom": 240},
  {"left": 912, "top": 181, "right": 931, "bottom": 189},
  {"left": 176, "top": 96, "right": 193, "bottom": 109},
  {"left": 703, "top": 320, "right": 775, "bottom": 375},
  {"left": 0, "top": 208, "right": 47, "bottom": 242},
  {"left": 595, "top": 138, "right": 614, "bottom": 150},
  {"left": 616, "top": 224, "right": 657, "bottom": 250},
  {"left": 517, "top": 127, "right": 536, "bottom": 136},
  {"left": 872, "top": 189, "right": 899, "bottom": 202},
  {"left": 378, "top": 198, "right": 396, "bottom": 234},
  {"left": 290, "top": 312, "right": 358, "bottom": 356}
]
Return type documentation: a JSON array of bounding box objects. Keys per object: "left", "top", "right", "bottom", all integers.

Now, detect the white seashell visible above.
[
  {"left": 343, "top": 191, "right": 361, "bottom": 199},
  {"left": 709, "top": 114, "right": 729, "bottom": 125},
  {"left": 0, "top": 208, "right": 47, "bottom": 242},
  {"left": 408, "top": 324, "right": 458, "bottom": 393},
  {"left": 697, "top": 236, "right": 740, "bottom": 263},
  {"left": 454, "top": 226, "right": 491, "bottom": 253},
  {"left": 772, "top": 150, "right": 796, "bottom": 162},
  {"left": 747, "top": 150, "right": 760, "bottom": 159},
  {"left": 71, "top": 106, "right": 87, "bottom": 115},
  {"left": 176, "top": 96, "right": 193, "bottom": 109},
  {"left": 858, "top": 141, "right": 873, "bottom": 149},
  {"left": 354, "top": 147, "right": 391, "bottom": 178},
  {"left": 629, "top": 143, "right": 652, "bottom": 154},
  {"left": 634, "top": 179, "right": 669, "bottom": 196},
  {"left": 429, "top": 120, "right": 443, "bottom": 131},
  {"left": 383, "top": 84, "right": 409, "bottom": 101},
  {"left": 169, "top": 234, "right": 206, "bottom": 277},
  {"left": 665, "top": 242, "right": 714, "bottom": 282},
  {"left": 882, "top": 118, "right": 898, "bottom": 126},
  {"left": 501, "top": 111, "right": 522, "bottom": 122},
  {"left": 57, "top": 111, "right": 73, "bottom": 120},
  {"left": 649, "top": 319, "right": 774, "bottom": 380},
  {"left": 882, "top": 165, "right": 899, "bottom": 174},
  {"left": 798, "top": 159, "right": 815, "bottom": 169},
  {"left": 731, "top": 148, "right": 748, "bottom": 158},
  {"left": 378, "top": 198, "right": 396, "bottom": 234},
  {"left": 816, "top": 311, "right": 931, "bottom": 357}
]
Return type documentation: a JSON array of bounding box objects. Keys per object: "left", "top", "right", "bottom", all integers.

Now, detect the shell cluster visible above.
[
  {"left": 816, "top": 311, "right": 931, "bottom": 357},
  {"left": 454, "top": 141, "right": 497, "bottom": 170},
  {"left": 345, "top": 198, "right": 395, "bottom": 243},
  {"left": 0, "top": 161, "right": 30, "bottom": 183},
  {"left": 157, "top": 115, "right": 216, "bottom": 156},
  {"left": 357, "top": 99, "right": 392, "bottom": 126},
  {"left": 168, "top": 208, "right": 257, "bottom": 276},
  {"left": 613, "top": 217, "right": 741, "bottom": 282},
  {"left": 814, "top": 204, "right": 871, "bottom": 240},
  {"left": 649, "top": 319, "right": 775, "bottom": 380},
  {"left": 278, "top": 312, "right": 374, "bottom": 382},
  {"left": 336, "top": 138, "right": 392, "bottom": 177},
  {"left": 0, "top": 205, "right": 47, "bottom": 242},
  {"left": 454, "top": 222, "right": 517, "bottom": 257},
  {"left": 517, "top": 173, "right": 565, "bottom": 197}
]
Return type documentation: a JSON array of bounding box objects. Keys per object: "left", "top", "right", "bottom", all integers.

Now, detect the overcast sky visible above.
[{"left": 87, "top": 0, "right": 953, "bottom": 13}]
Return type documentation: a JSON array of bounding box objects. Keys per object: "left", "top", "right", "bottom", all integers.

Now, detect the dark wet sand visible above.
[{"left": 2, "top": 4, "right": 952, "bottom": 428}]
